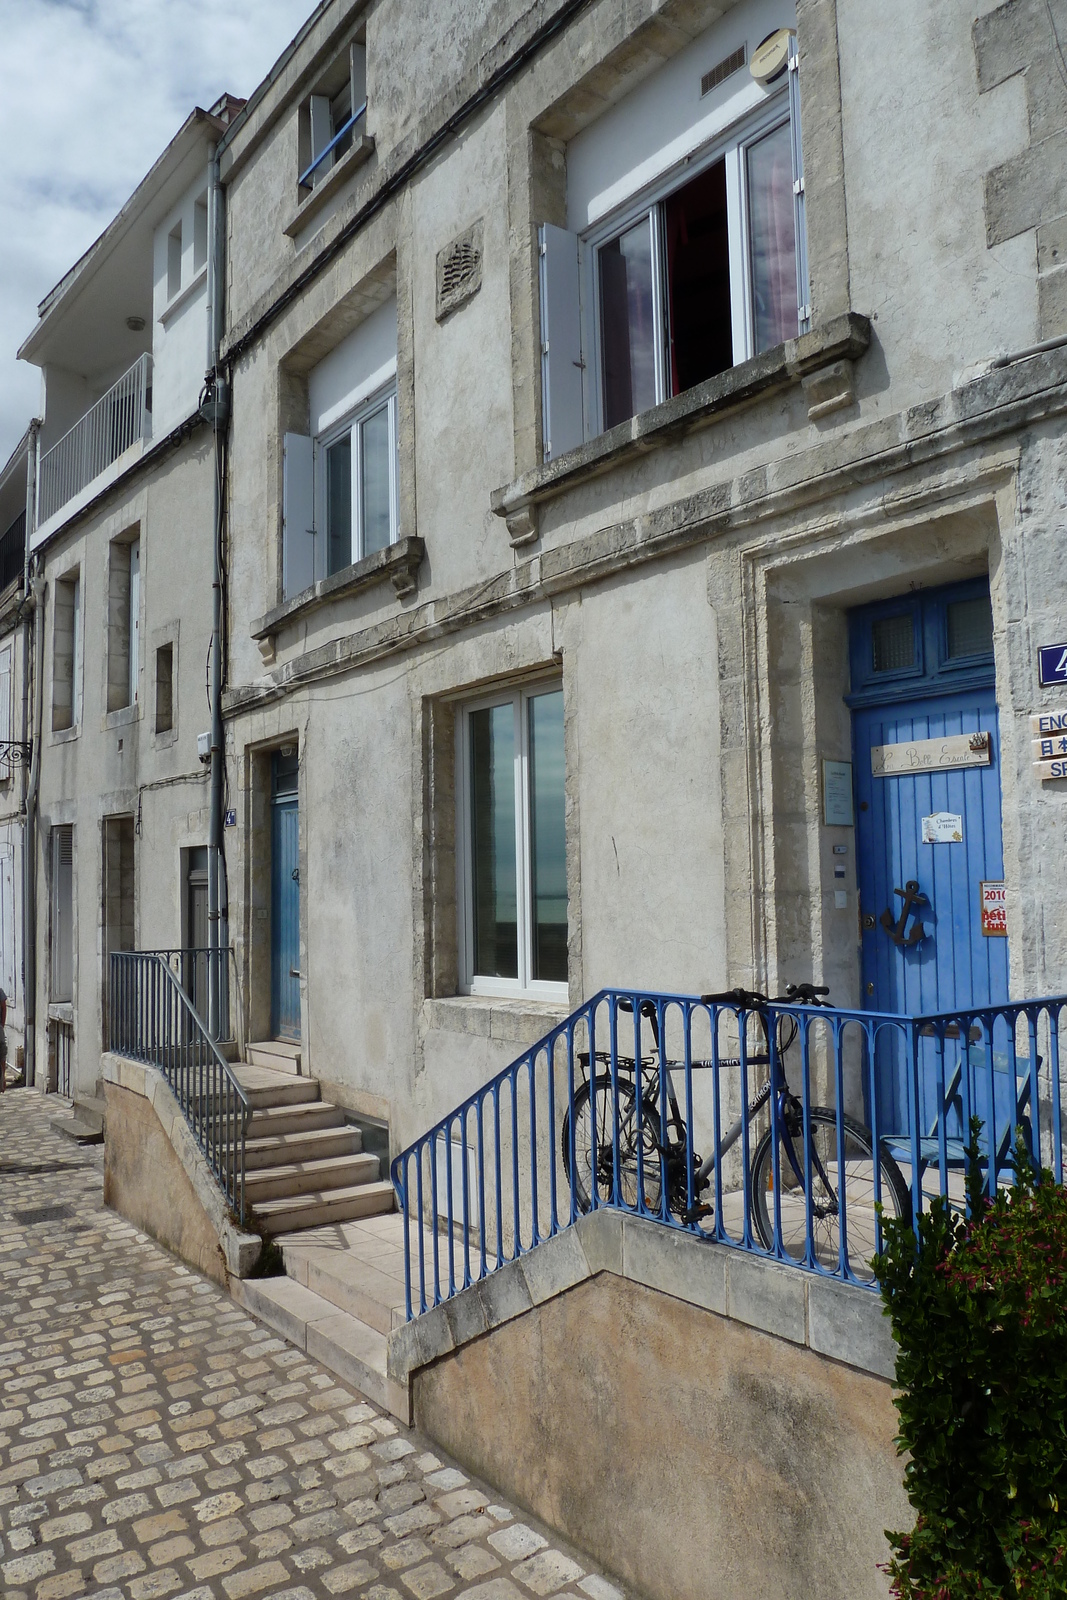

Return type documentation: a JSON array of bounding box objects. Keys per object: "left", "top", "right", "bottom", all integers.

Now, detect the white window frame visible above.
[
  {"left": 579, "top": 75, "right": 808, "bottom": 439},
  {"left": 315, "top": 382, "right": 399, "bottom": 576},
  {"left": 456, "top": 682, "right": 568, "bottom": 1003}
]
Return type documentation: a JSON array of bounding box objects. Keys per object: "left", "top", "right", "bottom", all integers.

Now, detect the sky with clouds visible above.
[{"left": 0, "top": 0, "right": 316, "bottom": 468}]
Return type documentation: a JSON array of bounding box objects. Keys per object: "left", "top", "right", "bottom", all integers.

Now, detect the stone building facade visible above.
[
  {"left": 17, "top": 104, "right": 242, "bottom": 1098},
  {"left": 211, "top": 0, "right": 1067, "bottom": 1155},
  {"left": 16, "top": 0, "right": 1067, "bottom": 1153}
]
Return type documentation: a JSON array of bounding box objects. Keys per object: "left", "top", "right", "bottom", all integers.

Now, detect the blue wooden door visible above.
[
  {"left": 849, "top": 584, "right": 1008, "bottom": 1134},
  {"left": 271, "top": 753, "right": 300, "bottom": 1039}
]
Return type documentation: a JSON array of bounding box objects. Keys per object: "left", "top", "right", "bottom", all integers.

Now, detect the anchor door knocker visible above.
[{"left": 879, "top": 880, "right": 928, "bottom": 947}]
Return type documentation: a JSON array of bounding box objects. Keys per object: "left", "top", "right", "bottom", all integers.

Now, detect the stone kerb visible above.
[
  {"left": 387, "top": 1208, "right": 896, "bottom": 1387},
  {"left": 100, "top": 1050, "right": 262, "bottom": 1284}
]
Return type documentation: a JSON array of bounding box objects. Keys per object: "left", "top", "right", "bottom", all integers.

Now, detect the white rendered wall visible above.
[
  {"left": 152, "top": 172, "right": 211, "bottom": 438},
  {"left": 566, "top": 0, "right": 797, "bottom": 231},
  {"left": 308, "top": 297, "right": 398, "bottom": 436}
]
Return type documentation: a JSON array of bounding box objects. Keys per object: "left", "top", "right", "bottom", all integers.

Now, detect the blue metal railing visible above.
[
  {"left": 299, "top": 101, "right": 368, "bottom": 189},
  {"left": 390, "top": 988, "right": 1067, "bottom": 1320}
]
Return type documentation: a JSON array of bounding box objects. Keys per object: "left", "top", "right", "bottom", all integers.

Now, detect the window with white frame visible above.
[
  {"left": 282, "top": 297, "right": 398, "bottom": 599},
  {"left": 321, "top": 388, "right": 397, "bottom": 577},
  {"left": 539, "top": 14, "right": 808, "bottom": 458},
  {"left": 457, "top": 684, "right": 567, "bottom": 998}
]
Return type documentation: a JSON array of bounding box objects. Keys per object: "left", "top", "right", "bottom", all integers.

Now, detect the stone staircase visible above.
[
  {"left": 228, "top": 1045, "right": 417, "bottom": 1416},
  {"left": 235, "top": 1054, "right": 394, "bottom": 1237},
  {"left": 234, "top": 1213, "right": 417, "bottom": 1420}
]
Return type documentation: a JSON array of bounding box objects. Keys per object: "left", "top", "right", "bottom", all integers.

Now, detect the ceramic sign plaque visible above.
[
  {"left": 871, "top": 732, "right": 991, "bottom": 776},
  {"left": 922, "top": 812, "right": 963, "bottom": 843}
]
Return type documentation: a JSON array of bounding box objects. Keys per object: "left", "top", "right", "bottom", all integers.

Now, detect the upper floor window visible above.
[
  {"left": 300, "top": 40, "right": 367, "bottom": 192},
  {"left": 282, "top": 296, "right": 398, "bottom": 600},
  {"left": 322, "top": 389, "right": 397, "bottom": 576},
  {"left": 539, "top": 14, "right": 808, "bottom": 458},
  {"left": 52, "top": 569, "right": 81, "bottom": 734},
  {"left": 107, "top": 532, "right": 140, "bottom": 713}
]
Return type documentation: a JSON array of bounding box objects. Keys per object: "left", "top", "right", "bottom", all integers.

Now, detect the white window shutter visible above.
[
  {"left": 128, "top": 541, "right": 140, "bottom": 705},
  {"left": 282, "top": 434, "right": 316, "bottom": 599},
  {"left": 309, "top": 95, "right": 333, "bottom": 180},
  {"left": 788, "top": 38, "right": 810, "bottom": 332},
  {"left": 1, "top": 851, "right": 14, "bottom": 1000},
  {"left": 350, "top": 42, "right": 367, "bottom": 114},
  {"left": 538, "top": 224, "right": 585, "bottom": 461}
]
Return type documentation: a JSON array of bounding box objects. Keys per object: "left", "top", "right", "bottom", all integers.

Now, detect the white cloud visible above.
[{"left": 0, "top": 0, "right": 314, "bottom": 465}]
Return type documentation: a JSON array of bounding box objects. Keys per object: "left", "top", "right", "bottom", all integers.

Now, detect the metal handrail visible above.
[
  {"left": 136, "top": 947, "right": 243, "bottom": 1050},
  {"left": 38, "top": 354, "right": 152, "bottom": 525},
  {"left": 298, "top": 100, "right": 368, "bottom": 189},
  {"left": 110, "top": 950, "right": 251, "bottom": 1223},
  {"left": 391, "top": 987, "right": 1067, "bottom": 1320}
]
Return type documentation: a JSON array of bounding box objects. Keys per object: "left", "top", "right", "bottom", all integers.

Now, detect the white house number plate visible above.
[{"left": 871, "top": 732, "right": 991, "bottom": 776}]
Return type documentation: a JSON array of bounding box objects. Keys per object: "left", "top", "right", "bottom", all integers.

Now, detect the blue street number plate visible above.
[{"left": 1039, "top": 644, "right": 1067, "bottom": 686}]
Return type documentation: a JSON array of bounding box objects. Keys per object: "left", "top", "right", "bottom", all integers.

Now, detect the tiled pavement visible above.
[{"left": 0, "top": 1090, "right": 628, "bottom": 1600}]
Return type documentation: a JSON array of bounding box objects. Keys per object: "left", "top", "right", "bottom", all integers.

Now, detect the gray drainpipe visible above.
[
  {"left": 22, "top": 421, "right": 43, "bottom": 1087},
  {"left": 205, "top": 144, "right": 229, "bottom": 1038}
]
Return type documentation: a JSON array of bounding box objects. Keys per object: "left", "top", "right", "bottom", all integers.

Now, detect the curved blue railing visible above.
[{"left": 391, "top": 987, "right": 1067, "bottom": 1321}]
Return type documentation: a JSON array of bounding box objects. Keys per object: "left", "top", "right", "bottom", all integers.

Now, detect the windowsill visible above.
[
  {"left": 424, "top": 994, "right": 569, "bottom": 1046},
  {"left": 160, "top": 264, "right": 208, "bottom": 327},
  {"left": 490, "top": 312, "right": 871, "bottom": 539},
  {"left": 251, "top": 535, "right": 424, "bottom": 641},
  {"left": 47, "top": 1002, "right": 73, "bottom": 1024},
  {"left": 284, "top": 133, "right": 376, "bottom": 240},
  {"left": 104, "top": 703, "right": 140, "bottom": 731},
  {"left": 50, "top": 723, "right": 79, "bottom": 745}
]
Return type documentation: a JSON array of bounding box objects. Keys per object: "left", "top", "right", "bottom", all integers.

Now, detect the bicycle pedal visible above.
[{"left": 681, "top": 1202, "right": 713, "bottom": 1225}]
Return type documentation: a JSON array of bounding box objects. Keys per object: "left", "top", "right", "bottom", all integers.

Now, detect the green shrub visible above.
[{"left": 874, "top": 1132, "right": 1067, "bottom": 1598}]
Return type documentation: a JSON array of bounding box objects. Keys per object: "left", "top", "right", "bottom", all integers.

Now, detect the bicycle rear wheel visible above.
[
  {"left": 750, "top": 1106, "right": 910, "bottom": 1282},
  {"left": 561, "top": 1074, "right": 662, "bottom": 1215}
]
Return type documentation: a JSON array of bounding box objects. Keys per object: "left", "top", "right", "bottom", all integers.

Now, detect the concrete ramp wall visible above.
[{"left": 388, "top": 1213, "right": 909, "bottom": 1600}]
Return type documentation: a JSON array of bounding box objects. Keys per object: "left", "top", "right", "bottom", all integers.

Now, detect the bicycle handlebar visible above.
[{"left": 699, "top": 984, "right": 831, "bottom": 1008}]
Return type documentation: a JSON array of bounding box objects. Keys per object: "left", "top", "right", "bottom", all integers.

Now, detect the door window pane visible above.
[
  {"left": 746, "top": 120, "right": 799, "bottom": 354},
  {"left": 470, "top": 704, "right": 517, "bottom": 980},
  {"left": 664, "top": 159, "right": 732, "bottom": 394},
  {"left": 872, "top": 613, "right": 915, "bottom": 673},
  {"left": 529, "top": 691, "right": 567, "bottom": 982},
  {"left": 326, "top": 435, "right": 352, "bottom": 575},
  {"left": 946, "top": 596, "right": 993, "bottom": 659},
  {"left": 599, "top": 215, "right": 657, "bottom": 429},
  {"left": 361, "top": 404, "right": 392, "bottom": 556}
]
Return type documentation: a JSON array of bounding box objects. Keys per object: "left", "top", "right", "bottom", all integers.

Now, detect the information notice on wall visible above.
[
  {"left": 822, "top": 759, "right": 854, "bottom": 826},
  {"left": 980, "top": 880, "right": 1007, "bottom": 938}
]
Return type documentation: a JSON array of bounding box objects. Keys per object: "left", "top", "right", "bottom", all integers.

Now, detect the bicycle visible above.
[{"left": 560, "top": 985, "right": 911, "bottom": 1280}]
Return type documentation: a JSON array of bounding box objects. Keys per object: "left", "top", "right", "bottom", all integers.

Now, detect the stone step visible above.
[
  {"left": 50, "top": 1110, "right": 105, "bottom": 1145},
  {"left": 242, "top": 1123, "right": 363, "bottom": 1170},
  {"left": 252, "top": 1180, "right": 396, "bottom": 1236},
  {"left": 245, "top": 1040, "right": 302, "bottom": 1074},
  {"left": 282, "top": 1242, "right": 409, "bottom": 1337},
  {"left": 231, "top": 1275, "right": 408, "bottom": 1421},
  {"left": 242, "top": 1101, "right": 347, "bottom": 1140},
  {"left": 244, "top": 1152, "right": 381, "bottom": 1203},
  {"left": 236, "top": 1075, "right": 320, "bottom": 1111}
]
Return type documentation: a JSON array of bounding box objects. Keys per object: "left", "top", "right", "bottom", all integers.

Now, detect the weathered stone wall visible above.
[{"left": 415, "top": 1268, "right": 906, "bottom": 1600}]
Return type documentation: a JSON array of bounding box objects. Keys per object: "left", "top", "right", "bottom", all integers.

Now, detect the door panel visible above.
[
  {"left": 271, "top": 796, "right": 300, "bottom": 1040},
  {"left": 853, "top": 689, "right": 1009, "bottom": 1133}
]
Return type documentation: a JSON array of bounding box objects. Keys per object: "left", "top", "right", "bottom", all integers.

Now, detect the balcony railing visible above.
[{"left": 38, "top": 354, "right": 152, "bottom": 526}]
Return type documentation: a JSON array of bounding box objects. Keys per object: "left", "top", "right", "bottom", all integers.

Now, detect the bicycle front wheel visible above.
[
  {"left": 561, "top": 1074, "right": 663, "bottom": 1216},
  {"left": 750, "top": 1106, "right": 910, "bottom": 1282}
]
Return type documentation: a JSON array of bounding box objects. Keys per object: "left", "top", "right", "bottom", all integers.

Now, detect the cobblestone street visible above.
[{"left": 0, "top": 1092, "right": 626, "bottom": 1600}]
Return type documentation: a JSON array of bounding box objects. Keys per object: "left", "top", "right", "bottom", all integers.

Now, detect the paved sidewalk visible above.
[{"left": 0, "top": 1091, "right": 627, "bottom": 1600}]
